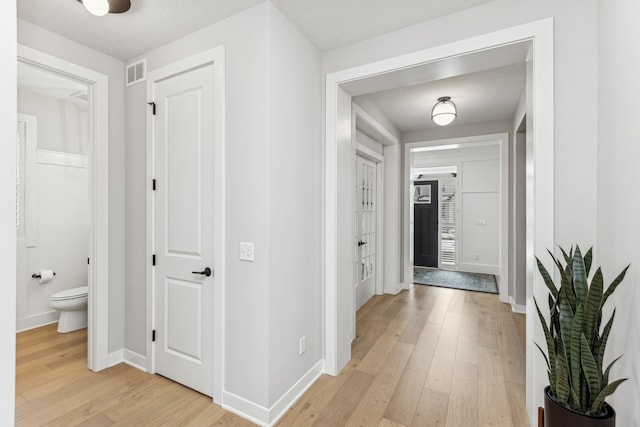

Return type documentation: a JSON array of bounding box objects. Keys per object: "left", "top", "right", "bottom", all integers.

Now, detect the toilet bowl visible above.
[{"left": 50, "top": 286, "right": 88, "bottom": 333}]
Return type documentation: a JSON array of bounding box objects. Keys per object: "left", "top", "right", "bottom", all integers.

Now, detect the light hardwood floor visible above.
[{"left": 16, "top": 285, "right": 528, "bottom": 426}]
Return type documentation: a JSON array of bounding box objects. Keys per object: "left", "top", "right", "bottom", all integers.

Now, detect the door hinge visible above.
[
  {"left": 87, "top": 257, "right": 90, "bottom": 265},
  {"left": 147, "top": 101, "right": 156, "bottom": 115},
  {"left": 152, "top": 330, "right": 156, "bottom": 342},
  {"left": 152, "top": 254, "right": 156, "bottom": 266},
  {"left": 152, "top": 179, "right": 156, "bottom": 191}
]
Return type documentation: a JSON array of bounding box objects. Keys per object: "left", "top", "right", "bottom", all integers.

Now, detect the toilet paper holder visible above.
[{"left": 32, "top": 272, "right": 56, "bottom": 279}]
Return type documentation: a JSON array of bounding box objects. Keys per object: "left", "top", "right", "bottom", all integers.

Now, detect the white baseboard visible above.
[
  {"left": 268, "top": 359, "right": 324, "bottom": 425},
  {"left": 222, "top": 359, "right": 324, "bottom": 426},
  {"left": 457, "top": 263, "right": 500, "bottom": 275},
  {"left": 108, "top": 349, "right": 124, "bottom": 367},
  {"left": 16, "top": 310, "right": 58, "bottom": 332},
  {"left": 123, "top": 349, "right": 147, "bottom": 372},
  {"left": 511, "top": 303, "right": 526, "bottom": 314}
]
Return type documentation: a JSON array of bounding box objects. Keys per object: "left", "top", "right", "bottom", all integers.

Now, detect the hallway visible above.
[
  {"left": 280, "top": 285, "right": 528, "bottom": 426},
  {"left": 15, "top": 285, "right": 528, "bottom": 426}
]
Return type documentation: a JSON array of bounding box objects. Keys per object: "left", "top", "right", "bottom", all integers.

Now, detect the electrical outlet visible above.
[
  {"left": 240, "top": 242, "right": 254, "bottom": 262},
  {"left": 299, "top": 336, "right": 306, "bottom": 355}
]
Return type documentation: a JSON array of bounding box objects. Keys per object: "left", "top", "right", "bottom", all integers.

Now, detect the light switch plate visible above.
[{"left": 240, "top": 242, "right": 255, "bottom": 262}]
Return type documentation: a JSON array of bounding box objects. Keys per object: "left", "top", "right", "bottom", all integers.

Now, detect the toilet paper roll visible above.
[{"left": 38, "top": 269, "right": 54, "bottom": 284}]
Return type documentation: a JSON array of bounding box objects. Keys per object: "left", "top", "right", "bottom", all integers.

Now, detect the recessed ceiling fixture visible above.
[
  {"left": 77, "top": 0, "right": 131, "bottom": 16},
  {"left": 431, "top": 96, "right": 457, "bottom": 126}
]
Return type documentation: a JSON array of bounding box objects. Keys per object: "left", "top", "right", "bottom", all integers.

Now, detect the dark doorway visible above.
[{"left": 414, "top": 180, "right": 438, "bottom": 267}]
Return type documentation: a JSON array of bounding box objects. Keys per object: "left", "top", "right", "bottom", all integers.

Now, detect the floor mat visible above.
[{"left": 413, "top": 267, "right": 498, "bottom": 294}]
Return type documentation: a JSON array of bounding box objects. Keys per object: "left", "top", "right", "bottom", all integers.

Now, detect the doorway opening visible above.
[
  {"left": 17, "top": 44, "right": 110, "bottom": 372},
  {"left": 325, "top": 19, "right": 555, "bottom": 422}
]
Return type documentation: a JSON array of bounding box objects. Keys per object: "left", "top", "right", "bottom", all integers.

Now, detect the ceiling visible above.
[
  {"left": 17, "top": 0, "right": 495, "bottom": 61},
  {"left": 17, "top": 0, "right": 523, "bottom": 134},
  {"left": 356, "top": 63, "right": 526, "bottom": 133}
]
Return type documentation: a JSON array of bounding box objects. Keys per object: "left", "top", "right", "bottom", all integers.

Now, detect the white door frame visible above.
[
  {"left": 17, "top": 44, "right": 110, "bottom": 371},
  {"left": 324, "top": 19, "right": 554, "bottom": 425},
  {"left": 145, "top": 46, "right": 226, "bottom": 404}
]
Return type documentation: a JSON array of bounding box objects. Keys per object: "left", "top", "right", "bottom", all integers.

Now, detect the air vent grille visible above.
[{"left": 126, "top": 58, "right": 146, "bottom": 87}]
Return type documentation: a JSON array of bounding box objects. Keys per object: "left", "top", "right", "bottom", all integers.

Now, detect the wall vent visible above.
[{"left": 126, "top": 58, "right": 146, "bottom": 87}]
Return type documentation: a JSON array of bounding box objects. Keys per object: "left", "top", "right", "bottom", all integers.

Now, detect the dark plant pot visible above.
[{"left": 544, "top": 386, "right": 616, "bottom": 427}]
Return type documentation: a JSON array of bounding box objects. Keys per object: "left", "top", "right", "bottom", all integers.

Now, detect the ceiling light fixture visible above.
[
  {"left": 431, "top": 96, "right": 457, "bottom": 126},
  {"left": 77, "top": 0, "right": 131, "bottom": 16}
]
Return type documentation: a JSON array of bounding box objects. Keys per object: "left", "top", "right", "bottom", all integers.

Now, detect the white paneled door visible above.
[
  {"left": 355, "top": 156, "right": 377, "bottom": 310},
  {"left": 152, "top": 64, "right": 214, "bottom": 397}
]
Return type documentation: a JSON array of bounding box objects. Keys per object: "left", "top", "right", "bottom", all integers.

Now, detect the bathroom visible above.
[{"left": 16, "top": 60, "right": 90, "bottom": 335}]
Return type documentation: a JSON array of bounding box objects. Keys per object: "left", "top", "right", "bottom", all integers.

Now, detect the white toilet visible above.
[{"left": 50, "top": 286, "right": 88, "bottom": 333}]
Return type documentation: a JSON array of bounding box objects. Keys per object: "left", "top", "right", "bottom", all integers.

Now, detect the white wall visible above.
[
  {"left": 0, "top": 2, "right": 17, "bottom": 425},
  {"left": 127, "top": 3, "right": 271, "bottom": 407},
  {"left": 267, "top": 1, "right": 323, "bottom": 411},
  {"left": 17, "top": 92, "right": 90, "bottom": 331},
  {"left": 460, "top": 159, "right": 500, "bottom": 271},
  {"left": 18, "top": 91, "right": 89, "bottom": 155},
  {"left": 18, "top": 20, "right": 126, "bottom": 353},
  {"left": 16, "top": 145, "right": 89, "bottom": 331},
  {"left": 597, "top": 1, "right": 640, "bottom": 425},
  {"left": 125, "top": 2, "right": 323, "bottom": 418}
]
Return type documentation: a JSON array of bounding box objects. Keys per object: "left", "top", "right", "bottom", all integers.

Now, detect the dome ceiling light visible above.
[
  {"left": 77, "top": 0, "right": 131, "bottom": 16},
  {"left": 431, "top": 96, "right": 457, "bottom": 126}
]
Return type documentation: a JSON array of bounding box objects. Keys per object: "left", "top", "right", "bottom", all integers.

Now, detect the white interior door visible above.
[
  {"left": 355, "top": 155, "right": 377, "bottom": 310},
  {"left": 152, "top": 64, "right": 214, "bottom": 397}
]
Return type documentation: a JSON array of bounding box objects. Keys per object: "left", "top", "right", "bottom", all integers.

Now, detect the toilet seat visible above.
[{"left": 50, "top": 286, "right": 88, "bottom": 301}]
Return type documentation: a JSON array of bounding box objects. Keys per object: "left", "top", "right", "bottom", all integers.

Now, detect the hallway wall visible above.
[{"left": 597, "top": 1, "right": 640, "bottom": 425}]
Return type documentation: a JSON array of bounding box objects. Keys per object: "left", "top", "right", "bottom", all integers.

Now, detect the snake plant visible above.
[{"left": 535, "top": 245, "right": 629, "bottom": 416}]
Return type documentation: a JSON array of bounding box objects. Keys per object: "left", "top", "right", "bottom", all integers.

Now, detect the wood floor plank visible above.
[
  {"left": 445, "top": 360, "right": 478, "bottom": 427},
  {"left": 312, "top": 370, "right": 374, "bottom": 426},
  {"left": 16, "top": 284, "right": 528, "bottom": 427},
  {"left": 412, "top": 388, "right": 449, "bottom": 427},
  {"left": 505, "top": 381, "right": 530, "bottom": 427},
  {"left": 346, "top": 342, "right": 414, "bottom": 427},
  {"left": 41, "top": 370, "right": 159, "bottom": 427},
  {"left": 478, "top": 346, "right": 512, "bottom": 427},
  {"left": 424, "top": 311, "right": 461, "bottom": 394},
  {"left": 277, "top": 362, "right": 358, "bottom": 427},
  {"left": 379, "top": 418, "right": 408, "bottom": 427}
]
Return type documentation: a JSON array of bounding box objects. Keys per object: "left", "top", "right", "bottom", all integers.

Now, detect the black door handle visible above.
[
  {"left": 192, "top": 267, "right": 212, "bottom": 277},
  {"left": 358, "top": 241, "right": 367, "bottom": 247}
]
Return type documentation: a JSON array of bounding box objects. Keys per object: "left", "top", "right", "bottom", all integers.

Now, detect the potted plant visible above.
[{"left": 535, "top": 245, "right": 629, "bottom": 426}]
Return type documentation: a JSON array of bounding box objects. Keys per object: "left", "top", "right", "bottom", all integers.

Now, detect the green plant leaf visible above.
[
  {"left": 556, "top": 343, "right": 571, "bottom": 404},
  {"left": 584, "top": 267, "right": 603, "bottom": 344},
  {"left": 602, "top": 264, "right": 630, "bottom": 309},
  {"left": 535, "top": 297, "right": 556, "bottom": 374},
  {"left": 580, "top": 333, "right": 601, "bottom": 399},
  {"left": 560, "top": 245, "right": 572, "bottom": 266},
  {"left": 537, "top": 256, "right": 559, "bottom": 300},
  {"left": 584, "top": 247, "right": 593, "bottom": 277},
  {"left": 569, "top": 304, "right": 583, "bottom": 398},
  {"left": 572, "top": 246, "right": 588, "bottom": 305},
  {"left": 535, "top": 342, "right": 551, "bottom": 370},
  {"left": 590, "top": 378, "right": 627, "bottom": 415},
  {"left": 596, "top": 310, "right": 615, "bottom": 374},
  {"left": 603, "top": 355, "right": 622, "bottom": 386}
]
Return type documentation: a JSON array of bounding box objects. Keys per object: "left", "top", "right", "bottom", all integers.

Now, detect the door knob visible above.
[{"left": 192, "top": 267, "right": 212, "bottom": 277}]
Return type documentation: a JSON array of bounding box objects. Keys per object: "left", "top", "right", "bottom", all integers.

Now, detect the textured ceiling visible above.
[
  {"left": 270, "top": 0, "right": 495, "bottom": 51},
  {"left": 17, "top": 0, "right": 263, "bottom": 61},
  {"left": 17, "top": 0, "right": 495, "bottom": 61},
  {"left": 356, "top": 63, "right": 526, "bottom": 133}
]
